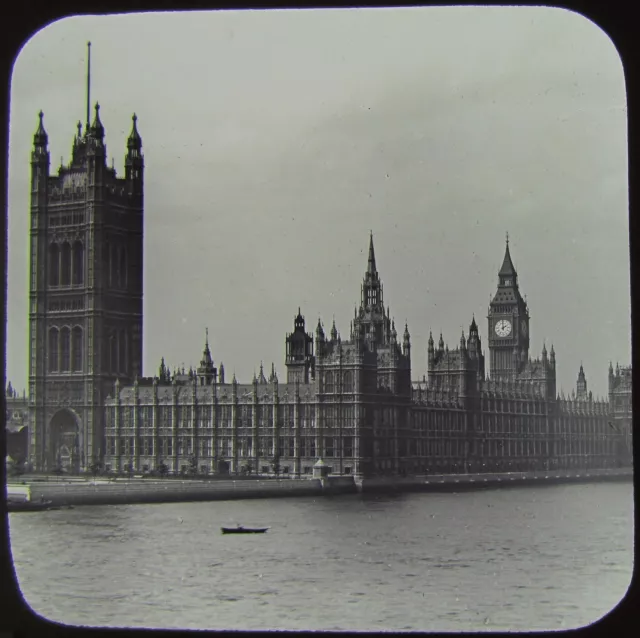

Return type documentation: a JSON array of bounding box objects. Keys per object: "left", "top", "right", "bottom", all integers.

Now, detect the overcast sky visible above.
[{"left": 7, "top": 7, "right": 629, "bottom": 397}]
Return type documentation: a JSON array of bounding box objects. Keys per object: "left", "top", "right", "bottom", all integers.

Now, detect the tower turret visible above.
[
  {"left": 125, "top": 113, "right": 144, "bottom": 196},
  {"left": 197, "top": 328, "right": 217, "bottom": 386},
  {"left": 576, "top": 363, "right": 587, "bottom": 400},
  {"left": 403, "top": 322, "right": 410, "bottom": 357},
  {"left": 285, "top": 308, "right": 314, "bottom": 384}
]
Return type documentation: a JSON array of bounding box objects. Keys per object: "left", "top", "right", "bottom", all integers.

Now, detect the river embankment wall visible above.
[
  {"left": 355, "top": 467, "right": 634, "bottom": 493},
  {"left": 7, "top": 468, "right": 632, "bottom": 508}
]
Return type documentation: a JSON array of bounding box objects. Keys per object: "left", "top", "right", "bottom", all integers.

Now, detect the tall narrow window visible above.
[
  {"left": 60, "top": 243, "right": 71, "bottom": 286},
  {"left": 343, "top": 371, "right": 353, "bottom": 393},
  {"left": 119, "top": 329, "right": 127, "bottom": 374},
  {"left": 104, "top": 241, "right": 111, "bottom": 287},
  {"left": 72, "top": 241, "right": 84, "bottom": 285},
  {"left": 60, "top": 328, "right": 71, "bottom": 371},
  {"left": 49, "top": 328, "right": 59, "bottom": 372},
  {"left": 119, "top": 246, "right": 127, "bottom": 288},
  {"left": 72, "top": 327, "right": 83, "bottom": 372},
  {"left": 110, "top": 244, "right": 116, "bottom": 287},
  {"left": 49, "top": 244, "right": 59, "bottom": 286},
  {"left": 325, "top": 371, "right": 334, "bottom": 394},
  {"left": 115, "top": 247, "right": 123, "bottom": 288},
  {"left": 110, "top": 332, "right": 117, "bottom": 373}
]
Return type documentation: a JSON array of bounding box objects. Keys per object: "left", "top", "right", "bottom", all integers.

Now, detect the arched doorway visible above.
[{"left": 49, "top": 409, "right": 81, "bottom": 474}]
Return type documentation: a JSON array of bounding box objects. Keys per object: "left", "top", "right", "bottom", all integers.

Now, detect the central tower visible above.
[
  {"left": 28, "top": 43, "right": 144, "bottom": 472},
  {"left": 487, "top": 235, "right": 530, "bottom": 380}
]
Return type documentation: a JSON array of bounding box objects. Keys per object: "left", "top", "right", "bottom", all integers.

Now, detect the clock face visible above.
[
  {"left": 495, "top": 319, "right": 512, "bottom": 338},
  {"left": 521, "top": 321, "right": 528, "bottom": 337}
]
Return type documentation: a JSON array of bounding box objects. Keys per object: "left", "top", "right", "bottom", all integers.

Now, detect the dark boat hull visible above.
[
  {"left": 221, "top": 527, "right": 269, "bottom": 534},
  {"left": 7, "top": 500, "right": 55, "bottom": 513}
]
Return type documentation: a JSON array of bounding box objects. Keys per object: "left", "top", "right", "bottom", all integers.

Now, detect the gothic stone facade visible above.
[
  {"left": 28, "top": 106, "right": 144, "bottom": 472},
  {"left": 102, "top": 236, "right": 631, "bottom": 478}
]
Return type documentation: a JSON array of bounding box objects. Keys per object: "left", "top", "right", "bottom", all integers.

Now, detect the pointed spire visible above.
[
  {"left": 89, "top": 102, "right": 104, "bottom": 139},
  {"left": 498, "top": 232, "right": 516, "bottom": 278},
  {"left": 330, "top": 317, "right": 337, "bottom": 341},
  {"left": 127, "top": 113, "right": 142, "bottom": 151},
  {"left": 428, "top": 330, "right": 434, "bottom": 347},
  {"left": 33, "top": 110, "right": 48, "bottom": 148},
  {"left": 438, "top": 332, "right": 444, "bottom": 350},
  {"left": 258, "top": 361, "right": 267, "bottom": 384},
  {"left": 470, "top": 314, "right": 478, "bottom": 332},
  {"left": 367, "top": 231, "right": 377, "bottom": 275}
]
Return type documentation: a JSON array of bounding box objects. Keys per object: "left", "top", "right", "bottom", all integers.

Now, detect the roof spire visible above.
[
  {"left": 367, "top": 231, "right": 376, "bottom": 275},
  {"left": 498, "top": 233, "right": 516, "bottom": 279}
]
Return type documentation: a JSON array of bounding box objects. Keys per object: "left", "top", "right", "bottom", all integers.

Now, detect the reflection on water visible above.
[{"left": 9, "top": 483, "right": 633, "bottom": 632}]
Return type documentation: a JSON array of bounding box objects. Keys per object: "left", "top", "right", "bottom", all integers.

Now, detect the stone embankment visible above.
[
  {"left": 6, "top": 468, "right": 632, "bottom": 508},
  {"left": 355, "top": 467, "right": 634, "bottom": 493}
]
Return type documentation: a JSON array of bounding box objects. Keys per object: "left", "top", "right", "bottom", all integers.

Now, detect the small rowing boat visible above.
[{"left": 221, "top": 525, "right": 270, "bottom": 534}]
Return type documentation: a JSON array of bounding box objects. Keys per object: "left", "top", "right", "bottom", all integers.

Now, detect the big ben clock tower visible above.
[{"left": 487, "top": 234, "right": 530, "bottom": 380}]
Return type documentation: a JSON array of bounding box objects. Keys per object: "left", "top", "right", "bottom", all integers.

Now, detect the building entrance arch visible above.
[{"left": 49, "top": 409, "right": 81, "bottom": 474}]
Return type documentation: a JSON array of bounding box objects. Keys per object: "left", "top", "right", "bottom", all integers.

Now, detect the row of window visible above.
[
  {"left": 104, "top": 435, "right": 617, "bottom": 461},
  {"left": 48, "top": 241, "right": 84, "bottom": 287},
  {"left": 48, "top": 326, "right": 83, "bottom": 372},
  {"left": 323, "top": 371, "right": 354, "bottom": 393},
  {"left": 106, "top": 435, "right": 354, "bottom": 459},
  {"left": 47, "top": 240, "right": 129, "bottom": 289},
  {"left": 48, "top": 326, "right": 129, "bottom": 373}
]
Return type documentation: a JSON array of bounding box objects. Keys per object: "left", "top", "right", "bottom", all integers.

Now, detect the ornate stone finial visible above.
[{"left": 506, "top": 231, "right": 509, "bottom": 246}]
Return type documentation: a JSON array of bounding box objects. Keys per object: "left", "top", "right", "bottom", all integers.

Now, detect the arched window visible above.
[
  {"left": 325, "top": 371, "right": 334, "bottom": 394},
  {"left": 103, "top": 241, "right": 110, "bottom": 287},
  {"left": 48, "top": 244, "right": 59, "bottom": 286},
  {"left": 119, "top": 329, "right": 127, "bottom": 374},
  {"left": 60, "top": 243, "right": 71, "bottom": 286},
  {"left": 72, "top": 327, "right": 83, "bottom": 372},
  {"left": 60, "top": 327, "right": 71, "bottom": 371},
  {"left": 109, "top": 332, "right": 117, "bottom": 373},
  {"left": 343, "top": 371, "right": 353, "bottom": 393},
  {"left": 115, "top": 247, "right": 123, "bottom": 288},
  {"left": 119, "top": 247, "right": 127, "bottom": 288},
  {"left": 72, "top": 241, "right": 84, "bottom": 285},
  {"left": 110, "top": 244, "right": 116, "bottom": 287},
  {"left": 48, "top": 328, "right": 59, "bottom": 372}
]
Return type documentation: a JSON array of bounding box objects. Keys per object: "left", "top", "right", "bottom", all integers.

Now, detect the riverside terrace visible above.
[{"left": 7, "top": 468, "right": 634, "bottom": 508}]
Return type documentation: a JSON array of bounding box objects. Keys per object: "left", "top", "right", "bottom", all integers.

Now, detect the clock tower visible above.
[{"left": 487, "top": 235, "right": 530, "bottom": 380}]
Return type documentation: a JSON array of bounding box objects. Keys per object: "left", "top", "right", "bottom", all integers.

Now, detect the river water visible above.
[{"left": 8, "top": 482, "right": 634, "bottom": 632}]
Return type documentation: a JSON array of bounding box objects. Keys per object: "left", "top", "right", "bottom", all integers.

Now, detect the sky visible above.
[{"left": 6, "top": 7, "right": 630, "bottom": 398}]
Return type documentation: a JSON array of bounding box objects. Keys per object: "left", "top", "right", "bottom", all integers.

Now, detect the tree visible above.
[
  {"left": 271, "top": 454, "right": 281, "bottom": 477},
  {"left": 158, "top": 461, "right": 169, "bottom": 478},
  {"left": 188, "top": 454, "right": 198, "bottom": 477},
  {"left": 89, "top": 457, "right": 102, "bottom": 478},
  {"left": 245, "top": 460, "right": 253, "bottom": 476}
]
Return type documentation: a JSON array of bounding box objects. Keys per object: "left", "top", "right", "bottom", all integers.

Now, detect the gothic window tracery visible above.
[
  {"left": 72, "top": 326, "right": 83, "bottom": 372},
  {"left": 49, "top": 243, "right": 59, "bottom": 286},
  {"left": 48, "top": 328, "right": 59, "bottom": 372},
  {"left": 72, "top": 241, "right": 84, "bottom": 285},
  {"left": 60, "top": 242, "right": 71, "bottom": 286},
  {"left": 325, "top": 371, "right": 334, "bottom": 394},
  {"left": 60, "top": 327, "right": 71, "bottom": 371}
]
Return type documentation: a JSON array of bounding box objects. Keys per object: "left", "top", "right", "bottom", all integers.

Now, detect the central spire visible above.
[{"left": 367, "top": 230, "right": 377, "bottom": 276}]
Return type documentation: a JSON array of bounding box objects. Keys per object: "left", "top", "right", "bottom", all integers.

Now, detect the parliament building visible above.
[{"left": 23, "top": 79, "right": 632, "bottom": 478}]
